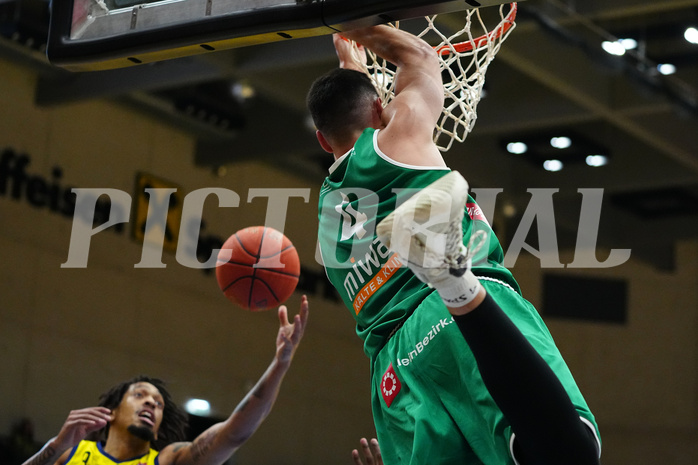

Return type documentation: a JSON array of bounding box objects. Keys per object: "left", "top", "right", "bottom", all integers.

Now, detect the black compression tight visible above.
[{"left": 453, "top": 293, "right": 599, "bottom": 465}]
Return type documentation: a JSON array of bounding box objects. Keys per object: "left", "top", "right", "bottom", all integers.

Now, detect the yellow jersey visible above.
[{"left": 65, "top": 440, "right": 159, "bottom": 465}]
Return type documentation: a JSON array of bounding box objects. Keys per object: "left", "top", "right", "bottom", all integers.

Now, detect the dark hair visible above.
[
  {"left": 87, "top": 375, "right": 188, "bottom": 451},
  {"left": 307, "top": 68, "right": 379, "bottom": 144}
]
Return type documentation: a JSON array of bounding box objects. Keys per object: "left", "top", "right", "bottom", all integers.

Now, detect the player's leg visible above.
[{"left": 459, "top": 280, "right": 601, "bottom": 465}]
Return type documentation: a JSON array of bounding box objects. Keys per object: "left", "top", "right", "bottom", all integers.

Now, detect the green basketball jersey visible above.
[{"left": 318, "top": 128, "right": 519, "bottom": 358}]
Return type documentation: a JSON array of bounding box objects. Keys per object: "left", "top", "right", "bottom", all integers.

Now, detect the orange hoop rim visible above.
[{"left": 434, "top": 2, "right": 517, "bottom": 56}]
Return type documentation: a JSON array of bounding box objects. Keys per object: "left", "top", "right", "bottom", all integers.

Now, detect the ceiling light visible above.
[
  {"left": 619, "top": 38, "right": 638, "bottom": 50},
  {"left": 657, "top": 63, "right": 676, "bottom": 75},
  {"left": 230, "top": 82, "right": 255, "bottom": 100},
  {"left": 501, "top": 132, "right": 610, "bottom": 170},
  {"left": 585, "top": 155, "right": 608, "bottom": 167},
  {"left": 601, "top": 40, "right": 626, "bottom": 56},
  {"left": 685, "top": 27, "right": 698, "bottom": 45},
  {"left": 506, "top": 142, "right": 528, "bottom": 154},
  {"left": 543, "top": 160, "right": 563, "bottom": 172},
  {"left": 185, "top": 398, "right": 211, "bottom": 416},
  {"left": 550, "top": 136, "right": 572, "bottom": 149},
  {"left": 502, "top": 203, "right": 517, "bottom": 218}
]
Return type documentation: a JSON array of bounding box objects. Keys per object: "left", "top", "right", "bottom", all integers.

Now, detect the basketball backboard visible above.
[{"left": 47, "top": 0, "right": 513, "bottom": 71}]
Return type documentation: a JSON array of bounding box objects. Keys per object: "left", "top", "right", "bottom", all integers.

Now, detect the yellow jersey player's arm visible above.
[
  {"left": 157, "top": 297, "right": 308, "bottom": 465},
  {"left": 22, "top": 407, "right": 112, "bottom": 465}
]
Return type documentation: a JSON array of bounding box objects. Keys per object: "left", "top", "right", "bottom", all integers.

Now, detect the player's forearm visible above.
[
  {"left": 175, "top": 359, "right": 290, "bottom": 465},
  {"left": 22, "top": 438, "right": 64, "bottom": 465},
  {"left": 222, "top": 358, "right": 290, "bottom": 447}
]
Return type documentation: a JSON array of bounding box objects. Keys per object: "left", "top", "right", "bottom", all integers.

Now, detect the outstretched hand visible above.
[
  {"left": 352, "top": 438, "right": 383, "bottom": 465},
  {"left": 53, "top": 407, "right": 111, "bottom": 451},
  {"left": 275, "top": 295, "right": 309, "bottom": 365},
  {"left": 333, "top": 34, "right": 367, "bottom": 72}
]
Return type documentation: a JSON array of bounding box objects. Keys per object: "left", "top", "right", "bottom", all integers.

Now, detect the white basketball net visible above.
[{"left": 357, "top": 3, "right": 517, "bottom": 152}]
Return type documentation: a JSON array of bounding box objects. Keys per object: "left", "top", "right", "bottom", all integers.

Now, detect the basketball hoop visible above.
[{"left": 356, "top": 3, "right": 518, "bottom": 152}]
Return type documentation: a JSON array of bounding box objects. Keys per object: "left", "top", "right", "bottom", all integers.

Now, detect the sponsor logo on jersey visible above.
[
  {"left": 335, "top": 235, "right": 402, "bottom": 315},
  {"left": 467, "top": 202, "right": 490, "bottom": 225},
  {"left": 396, "top": 316, "right": 454, "bottom": 367},
  {"left": 337, "top": 192, "right": 368, "bottom": 241},
  {"left": 351, "top": 252, "right": 402, "bottom": 315},
  {"left": 380, "top": 363, "right": 401, "bottom": 407}
]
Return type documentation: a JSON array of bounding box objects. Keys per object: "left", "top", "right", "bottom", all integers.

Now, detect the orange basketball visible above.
[{"left": 216, "top": 226, "right": 300, "bottom": 311}]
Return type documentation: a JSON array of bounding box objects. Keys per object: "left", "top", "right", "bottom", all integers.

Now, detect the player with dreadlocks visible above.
[
  {"left": 22, "top": 297, "right": 309, "bottom": 465},
  {"left": 86, "top": 375, "right": 188, "bottom": 452}
]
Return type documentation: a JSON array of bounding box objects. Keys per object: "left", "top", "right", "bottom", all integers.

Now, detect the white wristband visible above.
[{"left": 436, "top": 271, "right": 482, "bottom": 308}]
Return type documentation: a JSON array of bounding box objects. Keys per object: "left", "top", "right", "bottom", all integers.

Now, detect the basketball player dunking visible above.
[{"left": 308, "top": 25, "right": 601, "bottom": 465}]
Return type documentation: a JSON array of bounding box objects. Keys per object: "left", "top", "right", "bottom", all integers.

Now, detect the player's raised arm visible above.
[
  {"left": 157, "top": 296, "right": 309, "bottom": 465},
  {"left": 339, "top": 26, "right": 444, "bottom": 165}
]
